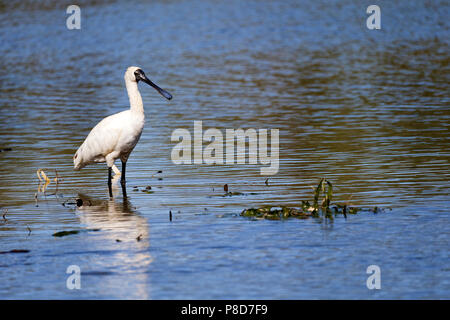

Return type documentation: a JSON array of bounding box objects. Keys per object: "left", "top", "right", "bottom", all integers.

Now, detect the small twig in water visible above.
[{"left": 34, "top": 193, "right": 38, "bottom": 207}]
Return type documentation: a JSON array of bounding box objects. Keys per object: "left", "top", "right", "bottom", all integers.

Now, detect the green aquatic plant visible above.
[
  {"left": 241, "top": 178, "right": 382, "bottom": 220},
  {"left": 241, "top": 206, "right": 312, "bottom": 220},
  {"left": 313, "top": 178, "right": 332, "bottom": 210}
]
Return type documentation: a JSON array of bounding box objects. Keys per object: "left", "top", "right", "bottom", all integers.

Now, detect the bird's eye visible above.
[{"left": 134, "top": 69, "right": 144, "bottom": 81}]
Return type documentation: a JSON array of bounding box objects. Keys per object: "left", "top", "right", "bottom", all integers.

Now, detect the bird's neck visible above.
[{"left": 126, "top": 80, "right": 144, "bottom": 114}]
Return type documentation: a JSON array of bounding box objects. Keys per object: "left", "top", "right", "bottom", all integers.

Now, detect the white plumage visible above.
[
  {"left": 73, "top": 110, "right": 145, "bottom": 173},
  {"left": 73, "top": 66, "right": 172, "bottom": 187}
]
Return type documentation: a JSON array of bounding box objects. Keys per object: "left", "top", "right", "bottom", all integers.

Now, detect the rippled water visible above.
[{"left": 0, "top": 0, "right": 449, "bottom": 299}]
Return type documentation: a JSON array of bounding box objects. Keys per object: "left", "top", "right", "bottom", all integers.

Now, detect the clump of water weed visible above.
[
  {"left": 241, "top": 178, "right": 383, "bottom": 220},
  {"left": 241, "top": 206, "right": 313, "bottom": 220}
]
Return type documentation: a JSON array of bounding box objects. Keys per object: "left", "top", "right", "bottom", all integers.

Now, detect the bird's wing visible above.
[{"left": 74, "top": 111, "right": 129, "bottom": 169}]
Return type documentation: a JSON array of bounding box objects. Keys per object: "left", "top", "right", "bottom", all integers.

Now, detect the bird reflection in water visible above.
[{"left": 75, "top": 189, "right": 152, "bottom": 299}]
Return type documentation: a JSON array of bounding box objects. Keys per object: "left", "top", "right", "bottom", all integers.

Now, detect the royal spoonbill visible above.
[{"left": 73, "top": 66, "right": 172, "bottom": 196}]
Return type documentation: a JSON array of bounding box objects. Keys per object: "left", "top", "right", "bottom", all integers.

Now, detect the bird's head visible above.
[{"left": 125, "top": 66, "right": 172, "bottom": 100}]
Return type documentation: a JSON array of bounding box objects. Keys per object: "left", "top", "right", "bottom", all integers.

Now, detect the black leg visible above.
[
  {"left": 121, "top": 161, "right": 127, "bottom": 198},
  {"left": 121, "top": 182, "right": 128, "bottom": 199},
  {"left": 108, "top": 167, "right": 113, "bottom": 198},
  {"left": 121, "top": 161, "right": 126, "bottom": 184}
]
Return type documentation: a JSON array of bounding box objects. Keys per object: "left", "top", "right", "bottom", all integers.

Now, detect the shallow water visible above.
[{"left": 0, "top": 0, "right": 449, "bottom": 299}]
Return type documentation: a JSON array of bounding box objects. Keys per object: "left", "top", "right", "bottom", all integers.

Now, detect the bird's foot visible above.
[
  {"left": 111, "top": 174, "right": 121, "bottom": 186},
  {"left": 112, "top": 164, "right": 121, "bottom": 176}
]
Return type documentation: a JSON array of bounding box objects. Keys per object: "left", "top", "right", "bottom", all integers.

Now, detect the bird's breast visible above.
[{"left": 117, "top": 114, "right": 145, "bottom": 152}]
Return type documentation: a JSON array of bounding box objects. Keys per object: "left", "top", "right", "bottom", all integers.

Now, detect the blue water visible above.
[{"left": 0, "top": 0, "right": 449, "bottom": 299}]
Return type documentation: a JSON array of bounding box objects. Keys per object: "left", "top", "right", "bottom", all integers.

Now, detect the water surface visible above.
[{"left": 0, "top": 0, "right": 449, "bottom": 299}]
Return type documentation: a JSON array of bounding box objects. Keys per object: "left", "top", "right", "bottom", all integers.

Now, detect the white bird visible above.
[{"left": 73, "top": 66, "right": 172, "bottom": 195}]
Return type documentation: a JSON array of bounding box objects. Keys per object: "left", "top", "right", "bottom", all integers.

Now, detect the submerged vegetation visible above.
[
  {"left": 52, "top": 228, "right": 100, "bottom": 237},
  {"left": 241, "top": 178, "right": 384, "bottom": 220}
]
